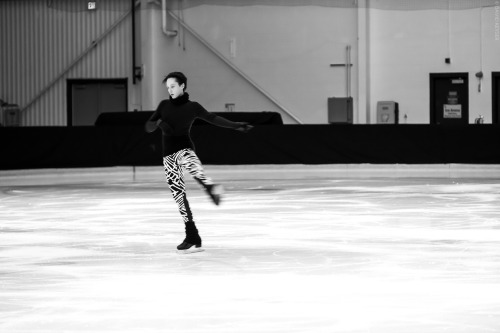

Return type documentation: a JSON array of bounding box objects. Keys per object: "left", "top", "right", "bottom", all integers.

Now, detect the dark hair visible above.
[{"left": 162, "top": 72, "right": 187, "bottom": 90}]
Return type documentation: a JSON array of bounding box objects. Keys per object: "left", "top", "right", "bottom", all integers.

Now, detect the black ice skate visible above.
[
  {"left": 177, "top": 222, "right": 204, "bottom": 254},
  {"left": 177, "top": 240, "right": 203, "bottom": 254},
  {"left": 207, "top": 184, "right": 224, "bottom": 206}
]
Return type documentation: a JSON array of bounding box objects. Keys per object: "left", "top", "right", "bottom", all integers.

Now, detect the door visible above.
[
  {"left": 493, "top": 72, "right": 500, "bottom": 124},
  {"left": 430, "top": 73, "right": 469, "bottom": 125},
  {"left": 67, "top": 79, "right": 127, "bottom": 126}
]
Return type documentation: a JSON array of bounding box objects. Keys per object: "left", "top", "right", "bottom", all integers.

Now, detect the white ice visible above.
[{"left": 1, "top": 165, "right": 500, "bottom": 333}]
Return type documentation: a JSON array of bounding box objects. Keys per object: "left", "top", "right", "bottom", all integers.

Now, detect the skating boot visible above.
[{"left": 177, "top": 222, "right": 204, "bottom": 254}]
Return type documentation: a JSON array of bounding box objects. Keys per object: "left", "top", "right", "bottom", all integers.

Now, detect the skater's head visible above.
[{"left": 163, "top": 72, "right": 187, "bottom": 99}]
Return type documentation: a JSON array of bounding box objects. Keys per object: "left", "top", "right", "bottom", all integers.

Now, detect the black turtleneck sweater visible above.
[{"left": 146, "top": 93, "right": 241, "bottom": 156}]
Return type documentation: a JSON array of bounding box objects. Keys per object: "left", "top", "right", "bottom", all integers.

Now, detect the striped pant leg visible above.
[
  {"left": 177, "top": 148, "right": 214, "bottom": 191},
  {"left": 163, "top": 150, "right": 194, "bottom": 223}
]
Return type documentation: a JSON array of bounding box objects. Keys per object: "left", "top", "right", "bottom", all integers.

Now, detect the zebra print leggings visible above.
[{"left": 163, "top": 148, "right": 214, "bottom": 223}]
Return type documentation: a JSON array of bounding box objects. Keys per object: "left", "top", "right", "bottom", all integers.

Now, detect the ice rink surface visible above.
[{"left": 1, "top": 164, "right": 500, "bottom": 333}]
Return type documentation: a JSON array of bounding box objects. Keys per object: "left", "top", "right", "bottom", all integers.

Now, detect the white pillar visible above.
[
  {"left": 357, "top": 0, "right": 371, "bottom": 124},
  {"left": 138, "top": 0, "right": 164, "bottom": 111}
]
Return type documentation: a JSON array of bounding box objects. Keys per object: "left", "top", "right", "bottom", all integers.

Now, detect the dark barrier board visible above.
[
  {"left": 1, "top": 125, "right": 500, "bottom": 170},
  {"left": 95, "top": 111, "right": 283, "bottom": 126}
]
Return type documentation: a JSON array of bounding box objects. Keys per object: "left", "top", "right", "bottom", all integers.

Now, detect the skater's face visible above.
[{"left": 165, "top": 78, "right": 185, "bottom": 99}]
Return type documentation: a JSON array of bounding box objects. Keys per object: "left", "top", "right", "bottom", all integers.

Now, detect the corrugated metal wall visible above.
[
  {"left": 174, "top": 0, "right": 498, "bottom": 10},
  {"left": 0, "top": 0, "right": 132, "bottom": 126}
]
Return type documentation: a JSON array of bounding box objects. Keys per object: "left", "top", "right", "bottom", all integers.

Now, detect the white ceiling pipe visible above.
[{"left": 162, "top": 0, "right": 177, "bottom": 37}]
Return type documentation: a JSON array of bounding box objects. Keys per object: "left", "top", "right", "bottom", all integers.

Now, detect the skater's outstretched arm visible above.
[
  {"left": 194, "top": 102, "right": 254, "bottom": 133},
  {"left": 209, "top": 115, "right": 253, "bottom": 133}
]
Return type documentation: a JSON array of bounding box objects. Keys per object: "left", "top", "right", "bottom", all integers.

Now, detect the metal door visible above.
[
  {"left": 68, "top": 79, "right": 127, "bottom": 126},
  {"left": 430, "top": 73, "right": 469, "bottom": 125},
  {"left": 493, "top": 72, "right": 500, "bottom": 124}
]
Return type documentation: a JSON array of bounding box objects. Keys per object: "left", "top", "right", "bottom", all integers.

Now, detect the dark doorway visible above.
[
  {"left": 430, "top": 73, "right": 469, "bottom": 125},
  {"left": 493, "top": 72, "right": 500, "bottom": 124},
  {"left": 67, "top": 79, "right": 128, "bottom": 126}
]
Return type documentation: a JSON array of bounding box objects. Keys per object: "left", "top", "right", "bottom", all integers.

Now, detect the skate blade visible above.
[
  {"left": 212, "top": 185, "right": 224, "bottom": 195},
  {"left": 177, "top": 247, "right": 204, "bottom": 254}
]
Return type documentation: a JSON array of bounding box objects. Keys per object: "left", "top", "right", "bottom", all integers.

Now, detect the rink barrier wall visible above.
[
  {"left": 2, "top": 164, "right": 500, "bottom": 187},
  {"left": 1, "top": 125, "right": 500, "bottom": 170}
]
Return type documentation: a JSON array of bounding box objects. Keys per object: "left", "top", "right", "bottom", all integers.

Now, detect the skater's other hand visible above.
[{"left": 235, "top": 122, "right": 253, "bottom": 133}]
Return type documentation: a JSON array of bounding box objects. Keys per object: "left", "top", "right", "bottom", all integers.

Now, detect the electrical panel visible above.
[
  {"left": 376, "top": 101, "right": 399, "bottom": 124},
  {"left": 328, "top": 97, "right": 353, "bottom": 124},
  {"left": 1, "top": 104, "right": 21, "bottom": 127}
]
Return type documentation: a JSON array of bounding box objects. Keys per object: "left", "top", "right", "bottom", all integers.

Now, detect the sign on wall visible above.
[
  {"left": 443, "top": 104, "right": 462, "bottom": 118},
  {"left": 443, "top": 90, "right": 461, "bottom": 118}
]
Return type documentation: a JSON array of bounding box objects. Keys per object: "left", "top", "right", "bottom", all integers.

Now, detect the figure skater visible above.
[{"left": 145, "top": 72, "right": 252, "bottom": 254}]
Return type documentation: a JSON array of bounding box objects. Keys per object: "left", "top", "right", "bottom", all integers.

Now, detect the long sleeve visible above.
[
  {"left": 145, "top": 115, "right": 173, "bottom": 135},
  {"left": 145, "top": 118, "right": 159, "bottom": 133},
  {"left": 194, "top": 102, "right": 241, "bottom": 129},
  {"left": 204, "top": 114, "right": 253, "bottom": 133},
  {"left": 208, "top": 115, "right": 242, "bottom": 129},
  {"left": 144, "top": 103, "right": 163, "bottom": 133},
  {"left": 147, "top": 98, "right": 252, "bottom": 157}
]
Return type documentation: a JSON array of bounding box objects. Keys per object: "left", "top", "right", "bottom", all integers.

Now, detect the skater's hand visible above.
[
  {"left": 144, "top": 120, "right": 157, "bottom": 133},
  {"left": 235, "top": 122, "right": 253, "bottom": 133},
  {"left": 157, "top": 119, "right": 174, "bottom": 135}
]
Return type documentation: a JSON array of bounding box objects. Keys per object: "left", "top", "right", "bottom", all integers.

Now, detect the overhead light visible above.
[{"left": 88, "top": 1, "right": 97, "bottom": 10}]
